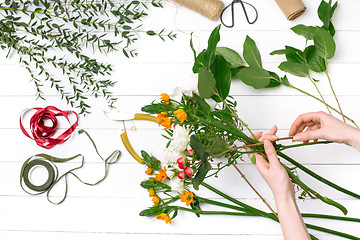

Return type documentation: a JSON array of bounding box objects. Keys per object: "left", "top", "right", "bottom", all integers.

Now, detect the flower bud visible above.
[
  {"left": 177, "top": 171, "right": 185, "bottom": 179},
  {"left": 177, "top": 157, "right": 185, "bottom": 165},
  {"left": 184, "top": 167, "right": 194, "bottom": 177},
  {"left": 178, "top": 163, "right": 185, "bottom": 169},
  {"left": 187, "top": 149, "right": 194, "bottom": 156}
]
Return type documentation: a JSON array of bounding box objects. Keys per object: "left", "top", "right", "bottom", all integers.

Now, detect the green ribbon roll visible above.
[{"left": 20, "top": 129, "right": 121, "bottom": 204}]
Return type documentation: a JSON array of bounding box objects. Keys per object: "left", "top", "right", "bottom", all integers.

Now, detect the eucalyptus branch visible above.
[{"left": 0, "top": 0, "right": 175, "bottom": 114}]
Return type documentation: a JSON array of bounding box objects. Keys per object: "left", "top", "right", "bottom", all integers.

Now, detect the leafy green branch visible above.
[{"left": 0, "top": 0, "right": 176, "bottom": 114}]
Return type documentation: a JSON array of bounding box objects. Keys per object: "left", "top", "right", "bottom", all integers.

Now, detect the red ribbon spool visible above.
[{"left": 20, "top": 106, "right": 79, "bottom": 149}]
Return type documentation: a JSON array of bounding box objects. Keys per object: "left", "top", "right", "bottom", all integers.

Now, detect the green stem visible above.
[
  {"left": 302, "top": 213, "right": 360, "bottom": 223},
  {"left": 325, "top": 67, "right": 346, "bottom": 123},
  {"left": 201, "top": 182, "right": 360, "bottom": 240},
  {"left": 281, "top": 162, "right": 348, "bottom": 215},
  {"left": 308, "top": 75, "right": 332, "bottom": 115},
  {"left": 278, "top": 152, "right": 360, "bottom": 199},
  {"left": 277, "top": 141, "right": 332, "bottom": 151},
  {"left": 289, "top": 84, "right": 359, "bottom": 129}
]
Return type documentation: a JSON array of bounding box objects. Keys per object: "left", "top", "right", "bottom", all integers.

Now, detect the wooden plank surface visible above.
[{"left": 0, "top": 0, "right": 359, "bottom": 239}]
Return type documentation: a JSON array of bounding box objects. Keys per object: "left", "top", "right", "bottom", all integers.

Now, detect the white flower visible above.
[
  {"left": 163, "top": 147, "right": 185, "bottom": 165},
  {"left": 166, "top": 167, "right": 176, "bottom": 179},
  {"left": 172, "top": 125, "right": 190, "bottom": 152},
  {"left": 169, "top": 177, "right": 184, "bottom": 192}
]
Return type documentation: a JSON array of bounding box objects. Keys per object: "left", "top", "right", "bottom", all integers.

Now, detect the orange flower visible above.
[
  {"left": 145, "top": 167, "right": 153, "bottom": 175},
  {"left": 160, "top": 117, "right": 171, "bottom": 129},
  {"left": 148, "top": 189, "right": 155, "bottom": 197},
  {"left": 160, "top": 93, "right": 170, "bottom": 104},
  {"left": 152, "top": 196, "right": 160, "bottom": 205},
  {"left": 179, "top": 190, "right": 194, "bottom": 206},
  {"left": 174, "top": 109, "right": 187, "bottom": 123},
  {"left": 155, "top": 213, "right": 171, "bottom": 224},
  {"left": 155, "top": 166, "right": 167, "bottom": 182}
]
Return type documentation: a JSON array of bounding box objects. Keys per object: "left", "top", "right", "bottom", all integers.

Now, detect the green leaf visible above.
[
  {"left": 243, "top": 36, "right": 262, "bottom": 68},
  {"left": 215, "top": 47, "right": 242, "bottom": 67},
  {"left": 193, "top": 93, "right": 210, "bottom": 115},
  {"left": 291, "top": 24, "right": 316, "bottom": 40},
  {"left": 192, "top": 162, "right": 212, "bottom": 190},
  {"left": 212, "top": 55, "right": 231, "bottom": 99},
  {"left": 318, "top": 0, "right": 337, "bottom": 30},
  {"left": 190, "top": 135, "right": 209, "bottom": 162},
  {"left": 285, "top": 46, "right": 305, "bottom": 64},
  {"left": 141, "top": 151, "right": 161, "bottom": 171},
  {"left": 251, "top": 155, "right": 256, "bottom": 164},
  {"left": 198, "top": 67, "right": 216, "bottom": 99},
  {"left": 278, "top": 61, "right": 309, "bottom": 77},
  {"left": 266, "top": 71, "right": 281, "bottom": 88},
  {"left": 236, "top": 67, "right": 271, "bottom": 89},
  {"left": 314, "top": 27, "right": 336, "bottom": 59},
  {"left": 140, "top": 180, "right": 171, "bottom": 190},
  {"left": 204, "top": 25, "right": 221, "bottom": 68},
  {"left": 270, "top": 48, "right": 298, "bottom": 56},
  {"left": 281, "top": 75, "right": 291, "bottom": 86},
  {"left": 193, "top": 51, "right": 205, "bottom": 73},
  {"left": 304, "top": 45, "right": 327, "bottom": 72}
]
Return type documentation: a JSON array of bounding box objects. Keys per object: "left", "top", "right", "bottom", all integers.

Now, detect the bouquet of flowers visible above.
[{"left": 131, "top": 1, "right": 360, "bottom": 239}]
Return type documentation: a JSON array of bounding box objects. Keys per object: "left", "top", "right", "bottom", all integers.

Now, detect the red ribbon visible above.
[{"left": 20, "top": 106, "right": 79, "bottom": 149}]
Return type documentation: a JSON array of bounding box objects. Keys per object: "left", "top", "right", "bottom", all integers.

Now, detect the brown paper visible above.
[{"left": 274, "top": 0, "right": 306, "bottom": 20}]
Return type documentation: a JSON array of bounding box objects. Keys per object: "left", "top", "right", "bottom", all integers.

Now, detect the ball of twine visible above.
[{"left": 172, "top": 0, "right": 224, "bottom": 20}]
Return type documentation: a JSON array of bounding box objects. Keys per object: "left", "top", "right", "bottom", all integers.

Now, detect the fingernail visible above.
[{"left": 293, "top": 135, "right": 299, "bottom": 141}]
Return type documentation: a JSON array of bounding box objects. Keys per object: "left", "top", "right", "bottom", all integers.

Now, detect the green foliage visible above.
[
  {"left": 0, "top": 0, "right": 175, "bottom": 114},
  {"left": 140, "top": 180, "right": 171, "bottom": 190},
  {"left": 243, "top": 36, "right": 262, "bottom": 68},
  {"left": 204, "top": 25, "right": 221, "bottom": 68},
  {"left": 192, "top": 162, "right": 212, "bottom": 190},
  {"left": 236, "top": 67, "right": 271, "bottom": 89},
  {"left": 215, "top": 47, "right": 243, "bottom": 68},
  {"left": 278, "top": 62, "right": 309, "bottom": 77},
  {"left": 291, "top": 24, "right": 316, "bottom": 40},
  {"left": 304, "top": 45, "right": 327, "bottom": 72},
  {"left": 318, "top": 0, "right": 338, "bottom": 34},
  {"left": 314, "top": 27, "right": 336, "bottom": 59},
  {"left": 198, "top": 67, "right": 216, "bottom": 99},
  {"left": 190, "top": 135, "right": 209, "bottom": 162},
  {"left": 141, "top": 151, "right": 161, "bottom": 171},
  {"left": 212, "top": 55, "right": 231, "bottom": 101}
]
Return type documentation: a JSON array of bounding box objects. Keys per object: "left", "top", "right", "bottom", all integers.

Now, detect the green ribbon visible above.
[{"left": 20, "top": 129, "right": 121, "bottom": 204}]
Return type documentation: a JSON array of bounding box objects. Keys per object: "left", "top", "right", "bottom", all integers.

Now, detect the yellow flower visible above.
[
  {"left": 152, "top": 196, "right": 160, "bottom": 205},
  {"left": 160, "top": 93, "right": 170, "bottom": 104},
  {"left": 155, "top": 166, "right": 167, "bottom": 182},
  {"left": 155, "top": 213, "right": 171, "bottom": 224},
  {"left": 145, "top": 167, "right": 153, "bottom": 175},
  {"left": 179, "top": 190, "right": 194, "bottom": 206},
  {"left": 148, "top": 189, "right": 155, "bottom": 197},
  {"left": 174, "top": 109, "right": 187, "bottom": 123}
]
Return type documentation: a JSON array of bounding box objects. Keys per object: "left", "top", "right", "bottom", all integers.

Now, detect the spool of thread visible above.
[
  {"left": 274, "top": 0, "right": 306, "bottom": 20},
  {"left": 172, "top": 0, "right": 225, "bottom": 20}
]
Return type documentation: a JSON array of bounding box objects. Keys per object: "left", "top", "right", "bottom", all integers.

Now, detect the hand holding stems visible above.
[
  {"left": 290, "top": 111, "right": 360, "bottom": 152},
  {"left": 248, "top": 126, "right": 311, "bottom": 240}
]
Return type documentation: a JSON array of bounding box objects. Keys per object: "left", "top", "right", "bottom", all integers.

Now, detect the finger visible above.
[
  {"left": 289, "top": 112, "right": 323, "bottom": 137},
  {"left": 259, "top": 134, "right": 278, "bottom": 142},
  {"left": 254, "top": 153, "right": 269, "bottom": 175},
  {"left": 251, "top": 132, "right": 263, "bottom": 140},
  {"left": 293, "top": 122, "right": 316, "bottom": 136},
  {"left": 293, "top": 129, "right": 324, "bottom": 142},
  {"left": 247, "top": 132, "right": 263, "bottom": 159},
  {"left": 263, "top": 140, "right": 281, "bottom": 169},
  {"left": 268, "top": 125, "right": 278, "bottom": 135}
]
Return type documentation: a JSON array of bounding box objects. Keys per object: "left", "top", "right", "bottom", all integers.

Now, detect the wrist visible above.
[{"left": 347, "top": 128, "right": 360, "bottom": 151}]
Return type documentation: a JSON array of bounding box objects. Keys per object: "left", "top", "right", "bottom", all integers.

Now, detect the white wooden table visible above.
[{"left": 0, "top": 0, "right": 359, "bottom": 239}]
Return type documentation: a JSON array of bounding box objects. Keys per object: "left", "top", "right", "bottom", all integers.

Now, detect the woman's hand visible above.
[
  {"left": 289, "top": 111, "right": 360, "bottom": 151},
  {"left": 248, "top": 126, "right": 294, "bottom": 200}
]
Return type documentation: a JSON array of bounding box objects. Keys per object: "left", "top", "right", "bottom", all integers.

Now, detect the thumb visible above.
[{"left": 293, "top": 129, "right": 324, "bottom": 142}]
